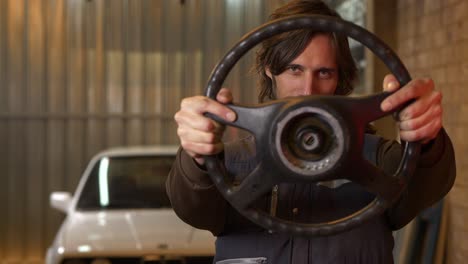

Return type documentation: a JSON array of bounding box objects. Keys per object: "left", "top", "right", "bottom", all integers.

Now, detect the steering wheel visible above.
[{"left": 203, "top": 14, "right": 421, "bottom": 236}]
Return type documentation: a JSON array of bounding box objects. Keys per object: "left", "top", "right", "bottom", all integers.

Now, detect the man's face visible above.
[{"left": 266, "top": 34, "right": 338, "bottom": 99}]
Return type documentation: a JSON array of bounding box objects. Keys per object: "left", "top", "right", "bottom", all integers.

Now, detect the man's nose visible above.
[{"left": 302, "top": 73, "right": 315, "bottom": 95}]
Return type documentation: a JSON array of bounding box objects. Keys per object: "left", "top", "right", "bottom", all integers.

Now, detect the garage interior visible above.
[{"left": 0, "top": 0, "right": 466, "bottom": 263}]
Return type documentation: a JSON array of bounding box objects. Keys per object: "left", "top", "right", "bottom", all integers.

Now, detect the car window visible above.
[{"left": 76, "top": 155, "right": 174, "bottom": 210}]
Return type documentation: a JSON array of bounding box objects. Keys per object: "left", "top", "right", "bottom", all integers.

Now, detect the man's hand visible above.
[
  {"left": 174, "top": 88, "right": 236, "bottom": 165},
  {"left": 380, "top": 74, "right": 443, "bottom": 143}
]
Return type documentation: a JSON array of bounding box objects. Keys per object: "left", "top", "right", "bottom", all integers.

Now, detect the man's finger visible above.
[
  {"left": 383, "top": 74, "right": 400, "bottom": 92},
  {"left": 182, "top": 96, "right": 236, "bottom": 122}
]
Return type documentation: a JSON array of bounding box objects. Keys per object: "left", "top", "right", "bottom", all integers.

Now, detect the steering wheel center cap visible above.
[
  {"left": 296, "top": 121, "right": 331, "bottom": 155},
  {"left": 299, "top": 129, "right": 322, "bottom": 151},
  {"left": 275, "top": 106, "right": 345, "bottom": 176}
]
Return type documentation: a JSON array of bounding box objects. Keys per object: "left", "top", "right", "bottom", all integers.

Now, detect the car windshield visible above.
[{"left": 76, "top": 154, "right": 174, "bottom": 210}]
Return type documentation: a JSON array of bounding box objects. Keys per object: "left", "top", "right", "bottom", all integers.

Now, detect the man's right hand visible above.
[{"left": 174, "top": 88, "right": 236, "bottom": 165}]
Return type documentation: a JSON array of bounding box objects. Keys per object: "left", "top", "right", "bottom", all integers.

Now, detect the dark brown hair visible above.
[{"left": 255, "top": 0, "right": 358, "bottom": 102}]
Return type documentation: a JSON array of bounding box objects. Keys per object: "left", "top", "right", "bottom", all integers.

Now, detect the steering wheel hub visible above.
[{"left": 276, "top": 106, "right": 344, "bottom": 176}]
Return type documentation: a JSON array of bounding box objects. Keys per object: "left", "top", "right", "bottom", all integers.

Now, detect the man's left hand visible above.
[{"left": 380, "top": 74, "right": 443, "bottom": 144}]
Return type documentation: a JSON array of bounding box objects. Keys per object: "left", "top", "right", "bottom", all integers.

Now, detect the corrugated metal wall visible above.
[
  {"left": 0, "top": 0, "right": 285, "bottom": 262},
  {"left": 0, "top": 0, "right": 367, "bottom": 262}
]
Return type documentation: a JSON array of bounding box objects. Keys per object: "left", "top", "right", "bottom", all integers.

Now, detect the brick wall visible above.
[{"left": 396, "top": 0, "right": 468, "bottom": 262}]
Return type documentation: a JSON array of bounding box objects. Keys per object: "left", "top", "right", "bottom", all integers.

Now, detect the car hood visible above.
[{"left": 59, "top": 209, "right": 215, "bottom": 256}]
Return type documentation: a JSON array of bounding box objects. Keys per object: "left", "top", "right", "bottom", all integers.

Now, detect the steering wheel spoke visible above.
[
  {"left": 328, "top": 92, "right": 392, "bottom": 125},
  {"left": 227, "top": 162, "right": 277, "bottom": 210},
  {"left": 353, "top": 92, "right": 393, "bottom": 123},
  {"left": 349, "top": 158, "right": 404, "bottom": 203},
  {"left": 205, "top": 102, "right": 285, "bottom": 139}
]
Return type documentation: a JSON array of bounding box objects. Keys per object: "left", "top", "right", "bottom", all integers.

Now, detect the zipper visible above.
[{"left": 270, "top": 185, "right": 278, "bottom": 217}]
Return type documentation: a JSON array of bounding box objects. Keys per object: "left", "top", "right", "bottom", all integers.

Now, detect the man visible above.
[{"left": 166, "top": 0, "right": 455, "bottom": 263}]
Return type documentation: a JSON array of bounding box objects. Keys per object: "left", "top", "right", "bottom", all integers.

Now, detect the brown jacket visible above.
[{"left": 166, "top": 130, "right": 455, "bottom": 263}]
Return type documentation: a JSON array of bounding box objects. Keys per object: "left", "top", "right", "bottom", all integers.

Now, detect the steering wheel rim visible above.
[{"left": 203, "top": 14, "right": 421, "bottom": 236}]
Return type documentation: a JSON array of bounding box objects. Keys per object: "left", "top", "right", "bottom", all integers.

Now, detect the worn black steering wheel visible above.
[{"left": 203, "top": 15, "right": 421, "bottom": 236}]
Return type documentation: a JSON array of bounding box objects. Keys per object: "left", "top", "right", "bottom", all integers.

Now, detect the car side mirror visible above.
[{"left": 50, "top": 192, "right": 72, "bottom": 213}]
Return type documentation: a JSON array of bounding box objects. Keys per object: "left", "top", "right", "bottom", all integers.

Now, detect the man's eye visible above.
[
  {"left": 318, "top": 69, "right": 334, "bottom": 79},
  {"left": 287, "top": 65, "right": 301, "bottom": 73}
]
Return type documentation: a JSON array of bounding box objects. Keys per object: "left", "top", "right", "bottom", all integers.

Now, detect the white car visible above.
[{"left": 46, "top": 145, "right": 215, "bottom": 264}]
